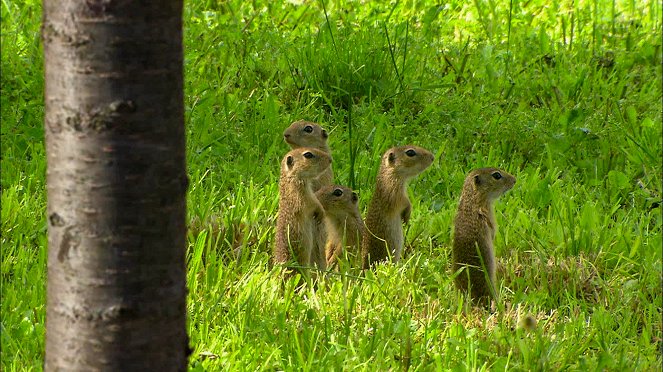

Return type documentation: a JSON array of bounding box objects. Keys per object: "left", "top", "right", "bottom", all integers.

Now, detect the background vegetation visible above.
[{"left": 2, "top": 0, "right": 661, "bottom": 369}]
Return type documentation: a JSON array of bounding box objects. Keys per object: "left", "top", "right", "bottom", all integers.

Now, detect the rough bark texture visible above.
[{"left": 42, "top": 1, "right": 189, "bottom": 370}]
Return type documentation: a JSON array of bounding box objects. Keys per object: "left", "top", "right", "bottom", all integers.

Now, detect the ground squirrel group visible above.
[{"left": 273, "top": 120, "right": 516, "bottom": 303}]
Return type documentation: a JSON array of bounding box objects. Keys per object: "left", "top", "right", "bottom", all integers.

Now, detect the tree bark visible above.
[{"left": 42, "top": 1, "right": 189, "bottom": 370}]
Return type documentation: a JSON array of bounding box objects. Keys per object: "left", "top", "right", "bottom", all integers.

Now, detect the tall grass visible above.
[{"left": 2, "top": 0, "right": 662, "bottom": 369}]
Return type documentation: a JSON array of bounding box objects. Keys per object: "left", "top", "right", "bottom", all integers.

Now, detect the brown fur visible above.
[
  {"left": 283, "top": 120, "right": 333, "bottom": 192},
  {"left": 273, "top": 148, "right": 331, "bottom": 271},
  {"left": 315, "top": 185, "right": 365, "bottom": 268},
  {"left": 362, "top": 145, "right": 434, "bottom": 268},
  {"left": 452, "top": 167, "right": 516, "bottom": 302}
]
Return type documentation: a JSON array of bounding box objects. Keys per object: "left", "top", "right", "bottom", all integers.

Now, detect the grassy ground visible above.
[{"left": 2, "top": 0, "right": 662, "bottom": 370}]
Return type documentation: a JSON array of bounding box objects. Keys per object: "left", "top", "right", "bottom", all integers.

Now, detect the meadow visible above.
[{"left": 2, "top": 0, "right": 662, "bottom": 370}]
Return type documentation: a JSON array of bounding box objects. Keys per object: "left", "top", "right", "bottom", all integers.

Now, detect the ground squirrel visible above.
[
  {"left": 273, "top": 148, "right": 332, "bottom": 272},
  {"left": 315, "top": 185, "right": 365, "bottom": 268},
  {"left": 283, "top": 120, "right": 333, "bottom": 192},
  {"left": 452, "top": 167, "right": 516, "bottom": 302},
  {"left": 362, "top": 145, "right": 434, "bottom": 268}
]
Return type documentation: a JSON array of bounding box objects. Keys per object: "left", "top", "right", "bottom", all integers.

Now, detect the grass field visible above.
[{"left": 2, "top": 0, "right": 662, "bottom": 370}]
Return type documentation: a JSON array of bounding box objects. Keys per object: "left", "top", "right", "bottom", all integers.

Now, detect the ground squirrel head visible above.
[
  {"left": 281, "top": 147, "right": 331, "bottom": 180},
  {"left": 315, "top": 185, "right": 359, "bottom": 218},
  {"left": 463, "top": 167, "right": 516, "bottom": 202},
  {"left": 519, "top": 314, "right": 538, "bottom": 331},
  {"left": 283, "top": 120, "right": 329, "bottom": 150},
  {"left": 381, "top": 145, "right": 435, "bottom": 180}
]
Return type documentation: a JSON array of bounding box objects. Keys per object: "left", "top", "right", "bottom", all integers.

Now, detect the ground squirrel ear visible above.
[
  {"left": 322, "top": 129, "right": 328, "bottom": 139},
  {"left": 388, "top": 152, "right": 396, "bottom": 164},
  {"left": 474, "top": 174, "right": 481, "bottom": 187},
  {"left": 286, "top": 155, "right": 294, "bottom": 168}
]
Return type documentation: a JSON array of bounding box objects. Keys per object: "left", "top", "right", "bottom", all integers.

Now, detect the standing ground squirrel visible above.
[
  {"left": 315, "top": 185, "right": 365, "bottom": 268},
  {"left": 283, "top": 120, "right": 333, "bottom": 192},
  {"left": 273, "top": 148, "right": 332, "bottom": 271},
  {"left": 452, "top": 167, "right": 516, "bottom": 302},
  {"left": 362, "top": 145, "right": 434, "bottom": 268}
]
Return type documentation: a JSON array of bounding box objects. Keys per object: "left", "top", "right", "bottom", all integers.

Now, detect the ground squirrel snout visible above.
[
  {"left": 283, "top": 120, "right": 333, "bottom": 192},
  {"left": 362, "top": 145, "right": 434, "bottom": 268},
  {"left": 452, "top": 167, "right": 516, "bottom": 302},
  {"left": 273, "top": 147, "right": 332, "bottom": 271},
  {"left": 315, "top": 185, "right": 365, "bottom": 268}
]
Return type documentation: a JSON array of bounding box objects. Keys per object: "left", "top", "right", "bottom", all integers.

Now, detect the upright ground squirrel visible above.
[
  {"left": 452, "top": 167, "right": 516, "bottom": 302},
  {"left": 273, "top": 148, "right": 331, "bottom": 272},
  {"left": 315, "top": 185, "right": 365, "bottom": 268},
  {"left": 362, "top": 145, "right": 434, "bottom": 268}
]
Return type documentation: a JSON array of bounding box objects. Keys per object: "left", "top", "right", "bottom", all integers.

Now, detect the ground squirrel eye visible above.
[
  {"left": 303, "top": 152, "right": 315, "bottom": 159},
  {"left": 303, "top": 125, "right": 313, "bottom": 133},
  {"left": 492, "top": 172, "right": 502, "bottom": 180},
  {"left": 405, "top": 149, "right": 417, "bottom": 157},
  {"left": 332, "top": 188, "right": 343, "bottom": 197}
]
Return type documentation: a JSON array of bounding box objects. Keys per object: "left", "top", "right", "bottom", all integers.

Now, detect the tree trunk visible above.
[{"left": 42, "top": 1, "right": 189, "bottom": 370}]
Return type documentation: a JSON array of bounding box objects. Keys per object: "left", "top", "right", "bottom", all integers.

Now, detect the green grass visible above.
[{"left": 2, "top": 0, "right": 662, "bottom": 369}]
